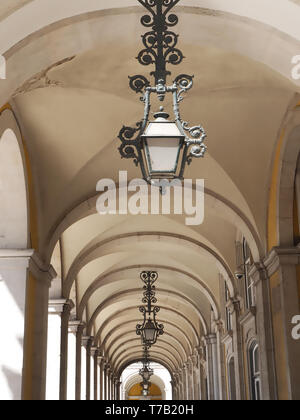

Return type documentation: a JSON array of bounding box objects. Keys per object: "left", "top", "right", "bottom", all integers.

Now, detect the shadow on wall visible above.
[{"left": 1, "top": 366, "right": 21, "bottom": 400}]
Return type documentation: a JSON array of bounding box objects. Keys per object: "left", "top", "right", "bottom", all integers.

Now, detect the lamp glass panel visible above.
[
  {"left": 144, "top": 320, "right": 156, "bottom": 342},
  {"left": 145, "top": 137, "right": 181, "bottom": 174}
]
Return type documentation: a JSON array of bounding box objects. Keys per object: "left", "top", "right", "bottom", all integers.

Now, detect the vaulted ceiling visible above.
[{"left": 1, "top": 0, "right": 300, "bottom": 375}]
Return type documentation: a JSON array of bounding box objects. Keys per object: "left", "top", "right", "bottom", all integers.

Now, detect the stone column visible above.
[
  {"left": 75, "top": 323, "right": 85, "bottom": 400},
  {"left": 173, "top": 372, "right": 179, "bottom": 400},
  {"left": 187, "top": 358, "right": 194, "bottom": 400},
  {"left": 116, "top": 380, "right": 122, "bottom": 400},
  {"left": 103, "top": 363, "right": 108, "bottom": 400},
  {"left": 98, "top": 357, "right": 104, "bottom": 400},
  {"left": 197, "top": 343, "right": 208, "bottom": 400},
  {"left": 264, "top": 247, "right": 300, "bottom": 400},
  {"left": 27, "top": 253, "right": 56, "bottom": 400},
  {"left": 0, "top": 251, "right": 56, "bottom": 400},
  {"left": 67, "top": 320, "right": 81, "bottom": 400},
  {"left": 213, "top": 319, "right": 226, "bottom": 400},
  {"left": 0, "top": 250, "right": 33, "bottom": 400},
  {"left": 85, "top": 336, "right": 94, "bottom": 401},
  {"left": 110, "top": 372, "right": 114, "bottom": 400},
  {"left": 81, "top": 336, "right": 89, "bottom": 400},
  {"left": 205, "top": 334, "right": 220, "bottom": 400},
  {"left": 107, "top": 367, "right": 111, "bottom": 400},
  {"left": 227, "top": 300, "right": 246, "bottom": 400},
  {"left": 46, "top": 299, "right": 66, "bottom": 400},
  {"left": 182, "top": 364, "right": 188, "bottom": 400},
  {"left": 93, "top": 348, "right": 99, "bottom": 400},
  {"left": 59, "top": 300, "right": 74, "bottom": 400},
  {"left": 249, "top": 263, "right": 277, "bottom": 400},
  {"left": 180, "top": 369, "right": 185, "bottom": 400},
  {"left": 172, "top": 376, "right": 177, "bottom": 400},
  {"left": 113, "top": 377, "right": 118, "bottom": 400},
  {"left": 191, "top": 354, "right": 200, "bottom": 400}
]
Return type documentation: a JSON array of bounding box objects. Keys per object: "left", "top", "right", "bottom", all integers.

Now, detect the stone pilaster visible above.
[
  {"left": 264, "top": 246, "right": 300, "bottom": 400},
  {"left": 205, "top": 334, "right": 219, "bottom": 400},
  {"left": 227, "top": 299, "right": 246, "bottom": 400},
  {"left": 249, "top": 262, "right": 277, "bottom": 400}
]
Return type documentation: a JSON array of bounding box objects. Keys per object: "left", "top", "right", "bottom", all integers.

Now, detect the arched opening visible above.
[
  {"left": 248, "top": 342, "right": 261, "bottom": 401},
  {"left": 128, "top": 383, "right": 162, "bottom": 401},
  {"left": 0, "top": 109, "right": 29, "bottom": 400},
  {"left": 0, "top": 126, "right": 28, "bottom": 249},
  {"left": 120, "top": 362, "right": 172, "bottom": 401},
  {"left": 227, "top": 357, "right": 236, "bottom": 401}
]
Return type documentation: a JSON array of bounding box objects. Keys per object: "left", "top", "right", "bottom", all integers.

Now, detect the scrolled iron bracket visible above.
[{"left": 118, "top": 0, "right": 208, "bottom": 182}]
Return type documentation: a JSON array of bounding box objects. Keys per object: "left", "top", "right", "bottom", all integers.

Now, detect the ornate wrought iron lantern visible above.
[
  {"left": 118, "top": 0, "right": 207, "bottom": 185},
  {"left": 139, "top": 346, "right": 154, "bottom": 382},
  {"left": 136, "top": 271, "right": 164, "bottom": 347}
]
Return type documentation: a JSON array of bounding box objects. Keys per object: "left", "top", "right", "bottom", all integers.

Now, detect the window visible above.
[
  {"left": 225, "top": 282, "right": 232, "bottom": 331},
  {"left": 249, "top": 342, "right": 261, "bottom": 400},
  {"left": 242, "top": 239, "right": 255, "bottom": 309}
]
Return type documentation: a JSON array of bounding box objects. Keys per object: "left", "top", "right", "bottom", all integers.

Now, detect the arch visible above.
[
  {"left": 123, "top": 371, "right": 168, "bottom": 400},
  {"left": 247, "top": 340, "right": 261, "bottom": 401},
  {"left": 98, "top": 315, "right": 194, "bottom": 357},
  {"left": 64, "top": 231, "right": 237, "bottom": 303},
  {"left": 267, "top": 100, "right": 300, "bottom": 249},
  {"left": 106, "top": 327, "right": 187, "bottom": 365},
  {"left": 127, "top": 381, "right": 162, "bottom": 399},
  {"left": 86, "top": 288, "right": 206, "bottom": 338},
  {"left": 119, "top": 358, "right": 173, "bottom": 381},
  {"left": 2, "top": 2, "right": 300, "bottom": 85},
  {"left": 92, "top": 302, "right": 200, "bottom": 350},
  {"left": 110, "top": 338, "right": 183, "bottom": 368},
  {"left": 0, "top": 107, "right": 28, "bottom": 248},
  {"left": 46, "top": 186, "right": 262, "bottom": 268},
  {"left": 100, "top": 317, "right": 192, "bottom": 360},
  {"left": 227, "top": 356, "right": 236, "bottom": 401},
  {"left": 278, "top": 117, "right": 300, "bottom": 247},
  {"left": 77, "top": 263, "right": 219, "bottom": 320},
  {"left": 116, "top": 349, "right": 177, "bottom": 374},
  {"left": 113, "top": 344, "right": 180, "bottom": 371}
]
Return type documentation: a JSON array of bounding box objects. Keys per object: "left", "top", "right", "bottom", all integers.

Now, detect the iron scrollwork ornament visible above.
[
  {"left": 118, "top": 0, "right": 207, "bottom": 183},
  {"left": 136, "top": 271, "right": 164, "bottom": 347}
]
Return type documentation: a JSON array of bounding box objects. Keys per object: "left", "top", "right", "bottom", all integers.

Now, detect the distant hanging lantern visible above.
[{"left": 136, "top": 271, "right": 164, "bottom": 347}]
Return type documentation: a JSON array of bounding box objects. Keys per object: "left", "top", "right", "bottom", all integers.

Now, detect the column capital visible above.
[
  {"left": 204, "top": 333, "right": 217, "bottom": 345},
  {"left": 97, "top": 354, "right": 104, "bottom": 363},
  {"left": 82, "top": 335, "right": 94, "bottom": 348},
  {"left": 29, "top": 251, "right": 57, "bottom": 287},
  {"left": 90, "top": 346, "right": 98, "bottom": 357},
  {"left": 62, "top": 299, "right": 75, "bottom": 316},
  {"left": 48, "top": 298, "right": 68, "bottom": 315},
  {"left": 227, "top": 298, "right": 241, "bottom": 315},
  {"left": 0, "top": 249, "right": 57, "bottom": 287},
  {"left": 191, "top": 354, "right": 198, "bottom": 368},
  {"left": 263, "top": 245, "right": 300, "bottom": 277},
  {"left": 211, "top": 318, "right": 224, "bottom": 334},
  {"left": 248, "top": 262, "right": 268, "bottom": 286},
  {"left": 68, "top": 319, "right": 83, "bottom": 334}
]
